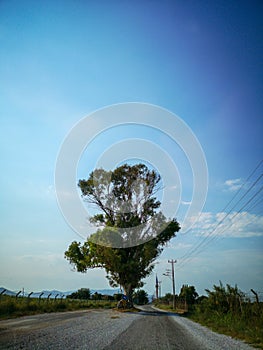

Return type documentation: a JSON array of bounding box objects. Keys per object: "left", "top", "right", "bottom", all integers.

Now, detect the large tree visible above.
[{"left": 65, "top": 164, "right": 180, "bottom": 300}]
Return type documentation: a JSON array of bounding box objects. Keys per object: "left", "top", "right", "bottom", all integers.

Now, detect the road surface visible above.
[{"left": 0, "top": 306, "right": 254, "bottom": 349}]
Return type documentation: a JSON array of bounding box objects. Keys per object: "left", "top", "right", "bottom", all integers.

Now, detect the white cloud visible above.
[
  {"left": 224, "top": 178, "right": 242, "bottom": 191},
  {"left": 166, "top": 242, "right": 193, "bottom": 250},
  {"left": 189, "top": 211, "right": 263, "bottom": 238},
  {"left": 181, "top": 200, "right": 192, "bottom": 205}
]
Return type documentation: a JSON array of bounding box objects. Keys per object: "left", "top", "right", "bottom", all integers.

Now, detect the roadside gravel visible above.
[
  {"left": 170, "top": 314, "right": 255, "bottom": 350},
  {"left": 152, "top": 306, "right": 255, "bottom": 350}
]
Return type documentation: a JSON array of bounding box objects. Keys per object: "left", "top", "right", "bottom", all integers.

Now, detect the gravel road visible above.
[
  {"left": 0, "top": 309, "right": 138, "bottom": 350},
  {"left": 0, "top": 307, "right": 255, "bottom": 349}
]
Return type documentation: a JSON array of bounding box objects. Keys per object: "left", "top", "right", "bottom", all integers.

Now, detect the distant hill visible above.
[{"left": 90, "top": 289, "right": 120, "bottom": 296}]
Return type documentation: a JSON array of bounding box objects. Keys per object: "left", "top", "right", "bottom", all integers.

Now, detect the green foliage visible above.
[
  {"left": 162, "top": 293, "right": 173, "bottom": 303},
  {"left": 67, "top": 288, "right": 91, "bottom": 300},
  {"left": 91, "top": 292, "right": 102, "bottom": 300},
  {"left": 101, "top": 294, "right": 114, "bottom": 301},
  {"left": 154, "top": 293, "right": 173, "bottom": 306},
  {"left": 154, "top": 294, "right": 188, "bottom": 313},
  {"left": 203, "top": 281, "right": 245, "bottom": 314},
  {"left": 133, "top": 289, "right": 149, "bottom": 305},
  {"left": 179, "top": 285, "right": 198, "bottom": 305},
  {"left": 113, "top": 293, "right": 122, "bottom": 301},
  {"left": 65, "top": 164, "right": 180, "bottom": 298}
]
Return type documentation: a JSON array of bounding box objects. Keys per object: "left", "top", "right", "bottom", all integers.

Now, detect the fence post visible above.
[
  {"left": 39, "top": 292, "right": 44, "bottom": 302},
  {"left": 0, "top": 289, "right": 6, "bottom": 296},
  {"left": 251, "top": 289, "right": 259, "bottom": 305},
  {"left": 251, "top": 289, "right": 261, "bottom": 314},
  {"left": 0, "top": 289, "right": 6, "bottom": 302},
  {"left": 26, "top": 292, "right": 33, "bottom": 305},
  {"left": 238, "top": 294, "right": 243, "bottom": 314}
]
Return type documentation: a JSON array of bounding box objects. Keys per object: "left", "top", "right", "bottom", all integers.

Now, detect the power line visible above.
[
  {"left": 177, "top": 182, "right": 263, "bottom": 270},
  {"left": 182, "top": 184, "right": 263, "bottom": 261},
  {"left": 245, "top": 196, "right": 263, "bottom": 213},
  {"left": 220, "top": 160, "right": 263, "bottom": 213},
  {"left": 178, "top": 172, "right": 262, "bottom": 264},
  {"left": 176, "top": 160, "right": 263, "bottom": 270}
]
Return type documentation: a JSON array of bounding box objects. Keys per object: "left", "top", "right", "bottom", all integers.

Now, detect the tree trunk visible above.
[{"left": 123, "top": 284, "right": 134, "bottom": 307}]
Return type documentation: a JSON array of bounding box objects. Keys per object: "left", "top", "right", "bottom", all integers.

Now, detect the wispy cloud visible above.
[
  {"left": 166, "top": 242, "right": 193, "bottom": 250},
  {"left": 17, "top": 253, "right": 62, "bottom": 263},
  {"left": 224, "top": 178, "right": 242, "bottom": 191},
  {"left": 188, "top": 211, "right": 263, "bottom": 238}
]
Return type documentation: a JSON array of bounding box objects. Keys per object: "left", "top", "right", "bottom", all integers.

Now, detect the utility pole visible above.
[
  {"left": 158, "top": 280, "right": 162, "bottom": 299},
  {"left": 155, "top": 274, "right": 159, "bottom": 299},
  {"left": 168, "top": 259, "right": 177, "bottom": 309}
]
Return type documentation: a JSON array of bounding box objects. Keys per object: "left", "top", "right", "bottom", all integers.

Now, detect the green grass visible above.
[
  {"left": 0, "top": 295, "right": 116, "bottom": 319},
  {"left": 153, "top": 301, "right": 186, "bottom": 314}
]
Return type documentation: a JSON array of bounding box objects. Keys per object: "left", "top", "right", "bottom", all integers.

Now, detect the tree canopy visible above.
[
  {"left": 66, "top": 288, "right": 91, "bottom": 300},
  {"left": 65, "top": 164, "right": 180, "bottom": 299},
  {"left": 133, "top": 289, "right": 149, "bottom": 305},
  {"left": 179, "top": 285, "right": 199, "bottom": 305}
]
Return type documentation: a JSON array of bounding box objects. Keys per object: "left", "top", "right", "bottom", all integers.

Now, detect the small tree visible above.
[
  {"left": 162, "top": 293, "right": 173, "bottom": 304},
  {"left": 133, "top": 289, "right": 149, "bottom": 305},
  {"left": 179, "top": 285, "right": 198, "bottom": 305},
  {"left": 65, "top": 164, "right": 180, "bottom": 301},
  {"left": 67, "top": 288, "right": 91, "bottom": 300}
]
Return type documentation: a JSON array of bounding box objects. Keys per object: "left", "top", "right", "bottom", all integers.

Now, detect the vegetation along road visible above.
[{"left": 0, "top": 305, "right": 255, "bottom": 350}]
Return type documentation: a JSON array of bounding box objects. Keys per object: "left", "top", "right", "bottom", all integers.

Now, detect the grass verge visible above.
[
  {"left": 0, "top": 295, "right": 116, "bottom": 319},
  {"left": 153, "top": 302, "right": 186, "bottom": 314}
]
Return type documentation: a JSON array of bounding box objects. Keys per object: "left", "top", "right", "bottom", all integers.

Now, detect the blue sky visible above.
[{"left": 1, "top": 0, "right": 262, "bottom": 297}]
